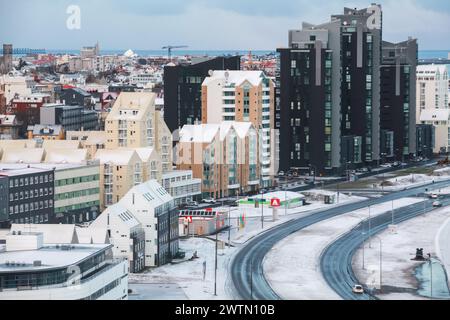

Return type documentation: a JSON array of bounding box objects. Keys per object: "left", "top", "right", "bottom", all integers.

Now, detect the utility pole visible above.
[
  {"left": 261, "top": 189, "right": 264, "bottom": 229},
  {"left": 368, "top": 205, "right": 372, "bottom": 248},
  {"left": 391, "top": 200, "right": 394, "bottom": 225},
  {"left": 250, "top": 259, "right": 253, "bottom": 300},
  {"left": 214, "top": 216, "right": 218, "bottom": 296},
  {"left": 284, "top": 183, "right": 288, "bottom": 216}
]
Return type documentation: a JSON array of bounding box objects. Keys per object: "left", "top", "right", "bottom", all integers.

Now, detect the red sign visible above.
[
  {"left": 185, "top": 216, "right": 193, "bottom": 223},
  {"left": 205, "top": 208, "right": 213, "bottom": 212},
  {"left": 271, "top": 198, "right": 281, "bottom": 207}
]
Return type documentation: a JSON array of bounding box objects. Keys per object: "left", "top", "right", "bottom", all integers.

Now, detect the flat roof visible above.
[{"left": 0, "top": 243, "right": 111, "bottom": 273}]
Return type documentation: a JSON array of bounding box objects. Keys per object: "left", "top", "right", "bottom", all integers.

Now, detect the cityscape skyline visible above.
[{"left": 1, "top": 0, "right": 450, "bottom": 50}]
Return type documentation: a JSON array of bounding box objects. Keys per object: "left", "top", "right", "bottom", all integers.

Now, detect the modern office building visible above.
[
  {"left": 276, "top": 4, "right": 383, "bottom": 175},
  {"left": 59, "top": 88, "right": 93, "bottom": 108},
  {"left": 40, "top": 104, "right": 98, "bottom": 132},
  {"left": 201, "top": 71, "right": 277, "bottom": 187},
  {"left": 380, "top": 39, "right": 418, "bottom": 161},
  {"left": 416, "top": 124, "right": 434, "bottom": 159},
  {"left": 161, "top": 170, "right": 202, "bottom": 206},
  {"left": 0, "top": 166, "right": 55, "bottom": 228},
  {"left": 0, "top": 231, "right": 128, "bottom": 300},
  {"left": 163, "top": 56, "right": 241, "bottom": 133}
]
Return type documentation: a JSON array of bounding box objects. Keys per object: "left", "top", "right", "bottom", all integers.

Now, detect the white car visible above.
[
  {"left": 433, "top": 201, "right": 442, "bottom": 208},
  {"left": 430, "top": 194, "right": 439, "bottom": 199},
  {"left": 352, "top": 284, "right": 364, "bottom": 294},
  {"left": 202, "top": 198, "right": 216, "bottom": 204}
]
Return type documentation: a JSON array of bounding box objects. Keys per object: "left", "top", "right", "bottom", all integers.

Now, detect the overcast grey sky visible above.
[{"left": 1, "top": 0, "right": 449, "bottom": 50}]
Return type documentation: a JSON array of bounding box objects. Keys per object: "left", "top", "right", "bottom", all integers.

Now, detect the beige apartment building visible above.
[
  {"left": 201, "top": 71, "right": 277, "bottom": 188},
  {"left": 94, "top": 149, "right": 143, "bottom": 209},
  {"left": 176, "top": 122, "right": 259, "bottom": 198},
  {"left": 105, "top": 92, "right": 172, "bottom": 172}
]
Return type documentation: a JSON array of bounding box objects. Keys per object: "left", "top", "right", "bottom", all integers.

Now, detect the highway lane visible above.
[
  {"left": 230, "top": 179, "right": 450, "bottom": 300},
  {"left": 320, "top": 197, "right": 450, "bottom": 300}
]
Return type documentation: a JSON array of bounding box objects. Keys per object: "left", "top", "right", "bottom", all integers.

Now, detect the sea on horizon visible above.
[{"left": 41, "top": 49, "right": 450, "bottom": 60}]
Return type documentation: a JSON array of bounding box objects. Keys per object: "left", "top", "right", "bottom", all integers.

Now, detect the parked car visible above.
[
  {"left": 352, "top": 284, "right": 364, "bottom": 294},
  {"left": 433, "top": 201, "right": 442, "bottom": 208},
  {"left": 278, "top": 171, "right": 285, "bottom": 177},
  {"left": 186, "top": 200, "right": 198, "bottom": 207},
  {"left": 380, "top": 164, "right": 392, "bottom": 168},
  {"left": 430, "top": 194, "right": 439, "bottom": 199},
  {"left": 202, "top": 198, "right": 216, "bottom": 204}
]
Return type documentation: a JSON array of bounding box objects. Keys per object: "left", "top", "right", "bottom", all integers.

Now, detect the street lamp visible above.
[
  {"left": 260, "top": 188, "right": 264, "bottom": 230},
  {"left": 309, "top": 164, "right": 317, "bottom": 184},
  {"left": 359, "top": 216, "right": 367, "bottom": 270},
  {"left": 427, "top": 253, "right": 433, "bottom": 299},
  {"left": 372, "top": 235, "right": 383, "bottom": 294}
]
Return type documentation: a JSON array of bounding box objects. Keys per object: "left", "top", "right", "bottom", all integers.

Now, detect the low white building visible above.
[
  {"left": 161, "top": 170, "right": 201, "bottom": 206},
  {"left": 0, "top": 231, "right": 128, "bottom": 300},
  {"left": 419, "top": 108, "right": 450, "bottom": 154}
]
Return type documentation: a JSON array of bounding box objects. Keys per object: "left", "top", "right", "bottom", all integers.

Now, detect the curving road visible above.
[
  {"left": 320, "top": 196, "right": 450, "bottom": 300},
  {"left": 230, "top": 179, "right": 450, "bottom": 300}
]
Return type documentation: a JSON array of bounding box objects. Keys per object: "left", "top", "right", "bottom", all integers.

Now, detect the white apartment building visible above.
[
  {"left": 89, "top": 203, "right": 145, "bottom": 273},
  {"left": 0, "top": 231, "right": 128, "bottom": 300},
  {"left": 161, "top": 170, "right": 202, "bottom": 206},
  {"left": 0, "top": 75, "right": 36, "bottom": 104},
  {"left": 201, "top": 71, "right": 276, "bottom": 188},
  {"left": 119, "top": 180, "right": 178, "bottom": 267},
  {"left": 416, "top": 64, "right": 449, "bottom": 122}
]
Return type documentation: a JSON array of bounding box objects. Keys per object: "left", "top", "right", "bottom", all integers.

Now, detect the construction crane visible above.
[{"left": 162, "top": 45, "right": 188, "bottom": 62}]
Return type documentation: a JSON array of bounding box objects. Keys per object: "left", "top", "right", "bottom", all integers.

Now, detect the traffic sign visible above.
[{"left": 270, "top": 198, "right": 281, "bottom": 207}]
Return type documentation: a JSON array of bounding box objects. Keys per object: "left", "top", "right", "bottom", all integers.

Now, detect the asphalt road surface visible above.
[
  {"left": 230, "top": 179, "right": 450, "bottom": 300},
  {"left": 320, "top": 196, "right": 450, "bottom": 300}
]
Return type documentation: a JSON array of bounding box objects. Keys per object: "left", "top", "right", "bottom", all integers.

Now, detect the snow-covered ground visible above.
[
  {"left": 352, "top": 205, "right": 450, "bottom": 300},
  {"left": 436, "top": 217, "right": 450, "bottom": 289},
  {"left": 379, "top": 174, "right": 450, "bottom": 191},
  {"left": 129, "top": 190, "right": 365, "bottom": 300},
  {"left": 263, "top": 198, "right": 424, "bottom": 300}
]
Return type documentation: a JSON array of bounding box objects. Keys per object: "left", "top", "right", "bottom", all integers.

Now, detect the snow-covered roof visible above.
[
  {"left": 44, "top": 148, "right": 88, "bottom": 164},
  {"left": 124, "top": 49, "right": 137, "bottom": 58},
  {"left": 0, "top": 115, "right": 17, "bottom": 125},
  {"left": 42, "top": 140, "right": 81, "bottom": 150},
  {"left": 75, "top": 227, "right": 110, "bottom": 244},
  {"left": 0, "top": 140, "right": 36, "bottom": 149},
  {"left": 179, "top": 124, "right": 220, "bottom": 143},
  {"left": 203, "top": 70, "right": 268, "bottom": 87},
  {"left": 94, "top": 149, "right": 138, "bottom": 165},
  {"left": 132, "top": 147, "right": 158, "bottom": 162},
  {"left": 103, "top": 203, "right": 141, "bottom": 230},
  {"left": 122, "top": 180, "right": 173, "bottom": 210},
  {"left": 11, "top": 224, "right": 79, "bottom": 244},
  {"left": 0, "top": 243, "right": 111, "bottom": 272},
  {"left": 1, "top": 148, "right": 45, "bottom": 164},
  {"left": 107, "top": 92, "right": 155, "bottom": 121},
  {"left": 420, "top": 109, "right": 450, "bottom": 122},
  {"left": 180, "top": 122, "right": 254, "bottom": 143}
]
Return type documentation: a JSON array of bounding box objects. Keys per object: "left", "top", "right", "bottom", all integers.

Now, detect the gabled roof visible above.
[
  {"left": 94, "top": 149, "right": 138, "bottom": 165},
  {"left": 11, "top": 224, "right": 79, "bottom": 244},
  {"left": 121, "top": 180, "right": 173, "bottom": 210},
  {"left": 179, "top": 124, "right": 220, "bottom": 143},
  {"left": 44, "top": 148, "right": 88, "bottom": 164},
  {"left": 132, "top": 147, "right": 158, "bottom": 162},
  {"left": 202, "top": 70, "right": 267, "bottom": 87},
  {"left": 42, "top": 139, "right": 81, "bottom": 150},
  {"left": 76, "top": 227, "right": 110, "bottom": 244},
  {"left": 1, "top": 148, "right": 45, "bottom": 164}
]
